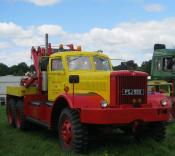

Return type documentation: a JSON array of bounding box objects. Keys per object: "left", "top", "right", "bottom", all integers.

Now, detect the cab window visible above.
[
  {"left": 93, "top": 56, "right": 111, "bottom": 71},
  {"left": 51, "top": 58, "right": 63, "bottom": 71},
  {"left": 163, "top": 57, "right": 175, "bottom": 71},
  {"left": 67, "top": 56, "right": 92, "bottom": 71}
]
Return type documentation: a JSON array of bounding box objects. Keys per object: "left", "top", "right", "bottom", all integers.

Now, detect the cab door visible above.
[{"left": 48, "top": 57, "right": 66, "bottom": 101}]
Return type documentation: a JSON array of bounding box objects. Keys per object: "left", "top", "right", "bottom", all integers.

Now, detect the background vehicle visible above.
[
  {"left": 151, "top": 44, "right": 175, "bottom": 96},
  {"left": 148, "top": 80, "right": 172, "bottom": 97},
  {"left": 6, "top": 35, "right": 171, "bottom": 153}
]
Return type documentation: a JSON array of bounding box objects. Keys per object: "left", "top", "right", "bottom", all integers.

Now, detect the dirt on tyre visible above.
[
  {"left": 7, "top": 98, "right": 16, "bottom": 127},
  {"left": 58, "top": 108, "right": 88, "bottom": 153},
  {"left": 16, "top": 99, "right": 28, "bottom": 130}
]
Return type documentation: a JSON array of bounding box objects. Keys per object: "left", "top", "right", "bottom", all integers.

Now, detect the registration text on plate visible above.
[{"left": 122, "top": 89, "right": 144, "bottom": 95}]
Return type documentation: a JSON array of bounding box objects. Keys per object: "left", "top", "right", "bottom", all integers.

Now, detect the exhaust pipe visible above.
[{"left": 45, "top": 33, "right": 48, "bottom": 55}]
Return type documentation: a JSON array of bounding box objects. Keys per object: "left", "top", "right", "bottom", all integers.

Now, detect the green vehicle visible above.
[{"left": 151, "top": 44, "right": 175, "bottom": 96}]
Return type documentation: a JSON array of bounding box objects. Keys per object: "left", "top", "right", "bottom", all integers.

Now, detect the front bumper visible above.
[{"left": 80, "top": 107, "right": 171, "bottom": 124}]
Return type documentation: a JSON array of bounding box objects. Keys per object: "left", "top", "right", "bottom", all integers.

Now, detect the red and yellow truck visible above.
[{"left": 6, "top": 34, "right": 172, "bottom": 153}]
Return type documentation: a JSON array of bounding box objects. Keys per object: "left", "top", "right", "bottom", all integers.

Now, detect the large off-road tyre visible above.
[
  {"left": 133, "top": 122, "right": 166, "bottom": 142},
  {"left": 58, "top": 108, "right": 88, "bottom": 153},
  {"left": 15, "top": 99, "right": 28, "bottom": 130},
  {"left": 148, "top": 122, "right": 166, "bottom": 142},
  {"left": 7, "top": 98, "right": 16, "bottom": 128}
]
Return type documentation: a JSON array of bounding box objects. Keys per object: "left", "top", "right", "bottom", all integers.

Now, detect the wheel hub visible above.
[{"left": 61, "top": 118, "right": 72, "bottom": 146}]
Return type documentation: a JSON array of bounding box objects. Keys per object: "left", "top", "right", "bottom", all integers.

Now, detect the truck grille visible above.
[{"left": 117, "top": 76, "right": 147, "bottom": 104}]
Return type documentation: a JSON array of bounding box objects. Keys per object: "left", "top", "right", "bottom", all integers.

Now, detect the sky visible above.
[{"left": 0, "top": 0, "right": 175, "bottom": 66}]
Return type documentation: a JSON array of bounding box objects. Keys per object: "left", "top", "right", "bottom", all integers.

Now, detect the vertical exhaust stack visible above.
[
  {"left": 45, "top": 33, "right": 49, "bottom": 55},
  {"left": 42, "top": 33, "right": 49, "bottom": 92}
]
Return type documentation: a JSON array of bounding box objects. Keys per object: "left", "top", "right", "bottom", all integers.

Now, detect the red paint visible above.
[
  {"left": 60, "top": 118, "right": 72, "bottom": 147},
  {"left": 80, "top": 107, "right": 171, "bottom": 124},
  {"left": 24, "top": 94, "right": 51, "bottom": 125},
  {"left": 110, "top": 71, "right": 148, "bottom": 107}
]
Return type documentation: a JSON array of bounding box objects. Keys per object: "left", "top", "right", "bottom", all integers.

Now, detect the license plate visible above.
[{"left": 122, "top": 89, "right": 144, "bottom": 95}]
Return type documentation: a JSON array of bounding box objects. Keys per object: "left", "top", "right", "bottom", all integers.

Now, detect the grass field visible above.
[{"left": 1, "top": 106, "right": 175, "bottom": 156}]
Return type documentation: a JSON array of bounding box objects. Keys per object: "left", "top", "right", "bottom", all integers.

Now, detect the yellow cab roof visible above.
[{"left": 49, "top": 51, "right": 110, "bottom": 59}]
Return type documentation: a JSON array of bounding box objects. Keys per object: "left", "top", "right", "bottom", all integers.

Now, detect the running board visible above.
[{"left": 27, "top": 117, "right": 49, "bottom": 128}]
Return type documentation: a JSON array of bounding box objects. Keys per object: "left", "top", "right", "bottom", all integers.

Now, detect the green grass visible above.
[{"left": 1, "top": 106, "right": 175, "bottom": 156}]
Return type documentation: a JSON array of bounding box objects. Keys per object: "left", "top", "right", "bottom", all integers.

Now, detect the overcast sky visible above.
[{"left": 0, "top": 0, "right": 175, "bottom": 66}]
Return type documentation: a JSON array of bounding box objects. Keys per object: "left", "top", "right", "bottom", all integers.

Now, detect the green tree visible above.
[
  {"left": 17, "top": 62, "right": 29, "bottom": 75},
  {"left": 29, "top": 64, "right": 35, "bottom": 72},
  {"left": 9, "top": 62, "right": 29, "bottom": 76},
  {"left": 139, "top": 60, "right": 152, "bottom": 74},
  {"left": 0, "top": 63, "right": 9, "bottom": 76},
  {"left": 113, "top": 60, "right": 138, "bottom": 71}
]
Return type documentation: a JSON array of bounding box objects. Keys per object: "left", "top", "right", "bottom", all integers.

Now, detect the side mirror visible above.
[
  {"left": 40, "top": 57, "right": 49, "bottom": 71},
  {"left": 69, "top": 75, "right": 79, "bottom": 83}
]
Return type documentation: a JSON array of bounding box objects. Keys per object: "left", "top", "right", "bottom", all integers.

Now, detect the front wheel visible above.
[{"left": 58, "top": 108, "right": 88, "bottom": 153}]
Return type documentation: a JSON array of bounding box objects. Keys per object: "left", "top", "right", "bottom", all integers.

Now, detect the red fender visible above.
[
  {"left": 52, "top": 94, "right": 73, "bottom": 108},
  {"left": 53, "top": 92, "right": 105, "bottom": 109}
]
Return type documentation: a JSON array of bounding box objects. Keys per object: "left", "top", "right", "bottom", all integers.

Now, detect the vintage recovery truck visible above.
[{"left": 6, "top": 35, "right": 172, "bottom": 153}]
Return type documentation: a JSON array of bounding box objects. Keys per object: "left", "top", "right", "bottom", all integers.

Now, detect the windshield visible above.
[
  {"left": 93, "top": 56, "right": 111, "bottom": 71},
  {"left": 67, "top": 56, "right": 92, "bottom": 71}
]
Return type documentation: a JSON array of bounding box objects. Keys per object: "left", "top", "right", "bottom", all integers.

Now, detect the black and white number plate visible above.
[{"left": 122, "top": 89, "right": 144, "bottom": 95}]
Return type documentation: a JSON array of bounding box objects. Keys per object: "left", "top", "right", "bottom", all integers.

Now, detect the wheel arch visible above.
[{"left": 50, "top": 94, "right": 74, "bottom": 131}]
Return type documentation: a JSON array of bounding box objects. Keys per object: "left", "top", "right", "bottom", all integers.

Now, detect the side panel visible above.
[
  {"left": 24, "top": 94, "right": 52, "bottom": 125},
  {"left": 48, "top": 71, "right": 66, "bottom": 101},
  {"left": 7, "top": 86, "right": 38, "bottom": 97}
]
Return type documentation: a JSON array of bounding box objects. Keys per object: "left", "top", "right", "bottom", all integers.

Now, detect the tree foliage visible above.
[
  {"left": 139, "top": 60, "right": 152, "bottom": 74},
  {"left": 0, "top": 62, "right": 32, "bottom": 76},
  {"left": 0, "top": 63, "right": 10, "bottom": 76},
  {"left": 113, "top": 60, "right": 139, "bottom": 71},
  {"left": 113, "top": 60, "right": 152, "bottom": 74}
]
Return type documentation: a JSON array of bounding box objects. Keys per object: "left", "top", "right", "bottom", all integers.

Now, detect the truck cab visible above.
[{"left": 48, "top": 51, "right": 112, "bottom": 103}]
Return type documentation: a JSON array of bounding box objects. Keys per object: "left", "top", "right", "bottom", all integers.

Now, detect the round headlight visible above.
[
  {"left": 161, "top": 99, "right": 167, "bottom": 106},
  {"left": 100, "top": 100, "right": 108, "bottom": 108}
]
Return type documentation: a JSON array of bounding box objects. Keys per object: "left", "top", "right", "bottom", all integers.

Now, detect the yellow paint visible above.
[
  {"left": 7, "top": 86, "right": 38, "bottom": 97},
  {"left": 48, "top": 51, "right": 112, "bottom": 103}
]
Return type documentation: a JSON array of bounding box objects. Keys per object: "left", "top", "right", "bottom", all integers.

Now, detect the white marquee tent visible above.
[{"left": 0, "top": 75, "right": 22, "bottom": 105}]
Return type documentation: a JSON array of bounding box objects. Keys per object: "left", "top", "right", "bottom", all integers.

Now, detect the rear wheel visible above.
[
  {"left": 7, "top": 98, "right": 16, "bottom": 127},
  {"left": 15, "top": 99, "right": 28, "bottom": 130},
  {"left": 58, "top": 108, "right": 88, "bottom": 153}
]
